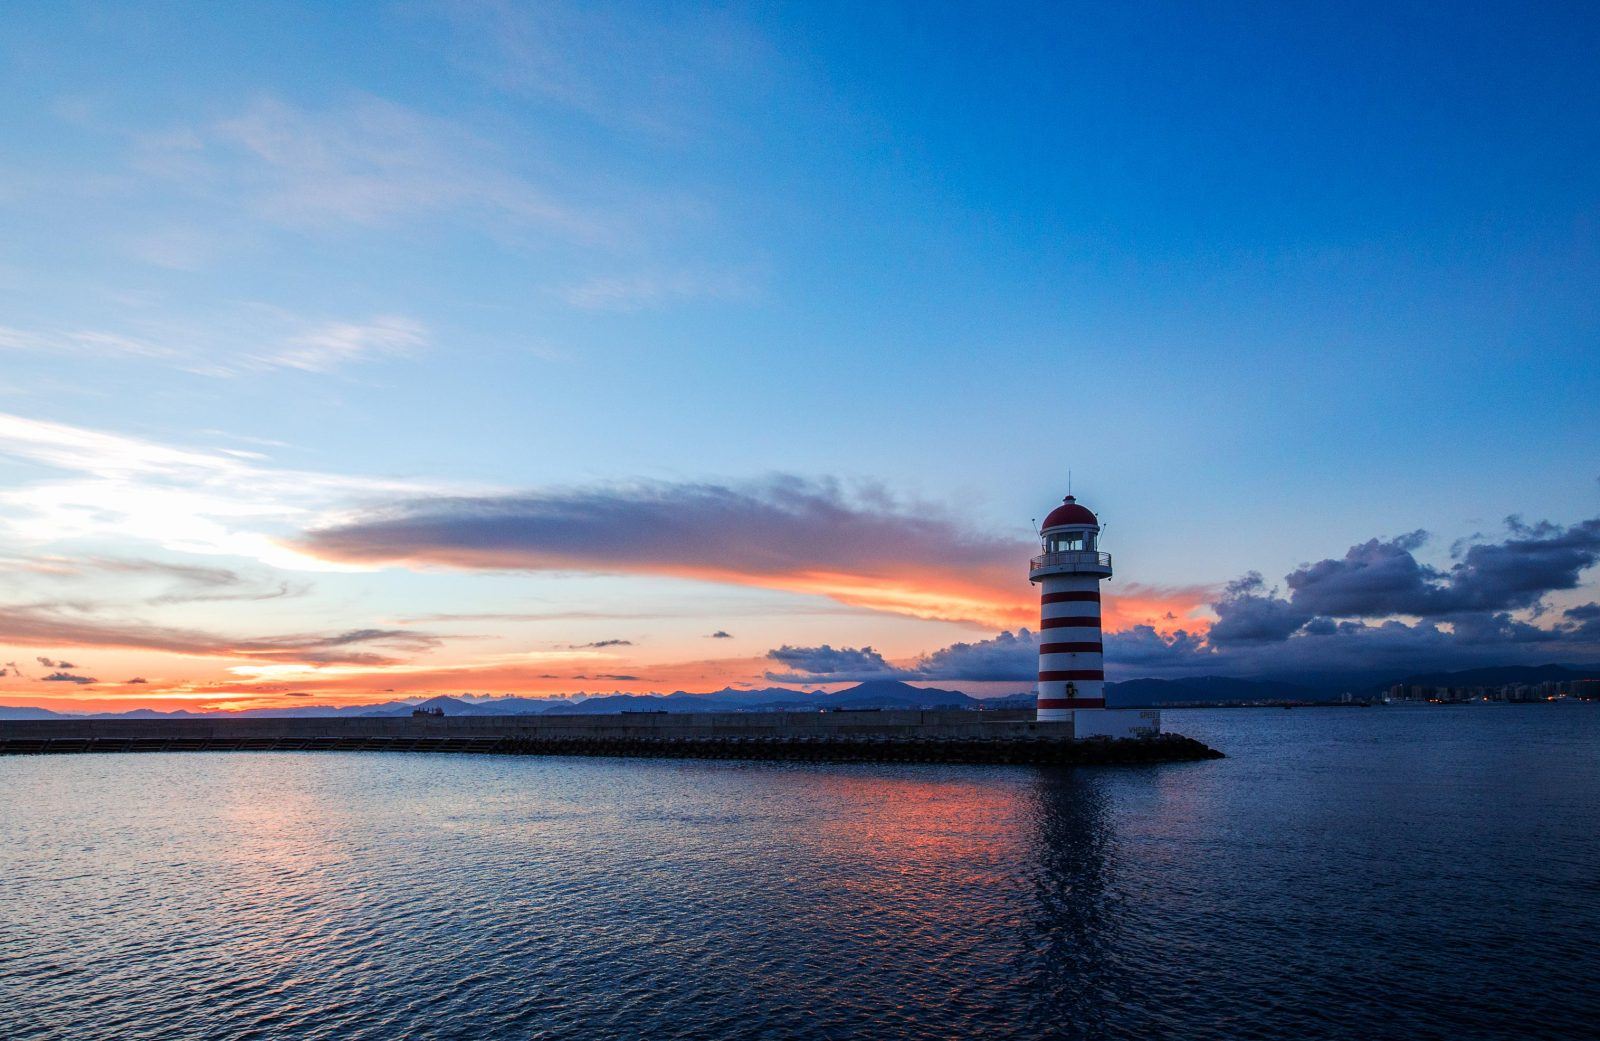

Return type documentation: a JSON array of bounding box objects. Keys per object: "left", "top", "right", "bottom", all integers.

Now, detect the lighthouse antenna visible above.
[{"left": 1068, "top": 469, "right": 1072, "bottom": 496}]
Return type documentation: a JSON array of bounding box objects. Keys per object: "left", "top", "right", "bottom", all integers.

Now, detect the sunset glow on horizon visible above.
[{"left": 3, "top": 3, "right": 1598, "bottom": 714}]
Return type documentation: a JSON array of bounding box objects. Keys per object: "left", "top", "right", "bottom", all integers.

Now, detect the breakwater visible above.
[{"left": 0, "top": 709, "right": 1223, "bottom": 765}]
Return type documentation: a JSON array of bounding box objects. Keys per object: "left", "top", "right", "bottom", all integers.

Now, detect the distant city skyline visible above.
[{"left": 2, "top": 2, "right": 1599, "bottom": 712}]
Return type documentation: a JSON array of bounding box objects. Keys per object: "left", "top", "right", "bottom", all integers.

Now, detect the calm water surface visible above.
[{"left": 2, "top": 705, "right": 1597, "bottom": 1040}]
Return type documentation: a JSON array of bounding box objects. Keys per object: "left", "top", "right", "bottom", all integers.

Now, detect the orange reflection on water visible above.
[
  {"left": 792, "top": 772, "right": 1031, "bottom": 897},
  {"left": 197, "top": 759, "right": 374, "bottom": 980}
]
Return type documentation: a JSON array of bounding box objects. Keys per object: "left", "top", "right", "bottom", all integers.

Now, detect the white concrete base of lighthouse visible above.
[{"left": 1073, "top": 709, "right": 1163, "bottom": 740}]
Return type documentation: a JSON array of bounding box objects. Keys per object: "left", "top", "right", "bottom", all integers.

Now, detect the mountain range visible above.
[
  {"left": 3, "top": 665, "right": 1595, "bottom": 719},
  {"left": 0, "top": 679, "right": 980, "bottom": 719}
]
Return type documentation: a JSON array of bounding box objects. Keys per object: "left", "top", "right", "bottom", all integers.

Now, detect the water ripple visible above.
[{"left": 2, "top": 705, "right": 1597, "bottom": 1040}]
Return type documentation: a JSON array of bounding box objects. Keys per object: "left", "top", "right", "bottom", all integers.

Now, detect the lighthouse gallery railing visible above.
[{"left": 1029, "top": 550, "right": 1113, "bottom": 570}]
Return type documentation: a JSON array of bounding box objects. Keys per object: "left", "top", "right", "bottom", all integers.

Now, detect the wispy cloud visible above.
[
  {"left": 265, "top": 315, "right": 427, "bottom": 372},
  {"left": 119, "top": 224, "right": 219, "bottom": 271},
  {"left": 215, "top": 647, "right": 618, "bottom": 687},
  {"left": 3, "top": 550, "right": 305, "bottom": 614},
  {"left": 137, "top": 95, "right": 604, "bottom": 239},
  {"left": 0, "top": 603, "right": 441, "bottom": 667},
  {"left": 429, "top": 0, "right": 771, "bottom": 136},
  {"left": 0, "top": 411, "right": 444, "bottom": 570},
  {"left": 558, "top": 270, "right": 755, "bottom": 311},
  {"left": 0, "top": 312, "right": 430, "bottom": 377},
  {"left": 0, "top": 325, "right": 180, "bottom": 362},
  {"left": 59, "top": 556, "right": 310, "bottom": 606}
]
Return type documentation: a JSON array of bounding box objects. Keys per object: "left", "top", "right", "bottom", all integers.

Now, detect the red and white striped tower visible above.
[{"left": 1028, "top": 495, "right": 1112, "bottom": 723}]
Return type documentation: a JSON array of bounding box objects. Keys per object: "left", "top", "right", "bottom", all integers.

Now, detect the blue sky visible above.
[{"left": 2, "top": 2, "right": 1598, "bottom": 708}]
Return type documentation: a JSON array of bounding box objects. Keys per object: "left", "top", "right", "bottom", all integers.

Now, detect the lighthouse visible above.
[{"left": 1028, "top": 494, "right": 1112, "bottom": 723}]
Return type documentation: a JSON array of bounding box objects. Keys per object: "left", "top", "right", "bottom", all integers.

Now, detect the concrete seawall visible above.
[{"left": 0, "top": 710, "right": 1224, "bottom": 766}]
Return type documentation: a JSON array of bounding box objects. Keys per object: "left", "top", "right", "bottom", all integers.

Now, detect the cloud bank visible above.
[
  {"left": 765, "top": 513, "right": 1600, "bottom": 686},
  {"left": 763, "top": 630, "right": 1043, "bottom": 684},
  {"left": 297, "top": 477, "right": 1041, "bottom": 627},
  {"left": 142, "top": 95, "right": 603, "bottom": 239},
  {"left": 1159, "top": 516, "right": 1600, "bottom": 679}
]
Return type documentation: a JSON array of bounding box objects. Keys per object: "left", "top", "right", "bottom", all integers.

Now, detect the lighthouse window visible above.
[{"left": 1048, "top": 533, "right": 1086, "bottom": 553}]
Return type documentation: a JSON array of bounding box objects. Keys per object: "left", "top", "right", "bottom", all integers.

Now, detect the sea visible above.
[{"left": 1, "top": 704, "right": 1596, "bottom": 1040}]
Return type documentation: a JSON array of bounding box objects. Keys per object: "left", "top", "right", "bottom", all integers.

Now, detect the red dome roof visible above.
[{"left": 1042, "top": 495, "right": 1098, "bottom": 529}]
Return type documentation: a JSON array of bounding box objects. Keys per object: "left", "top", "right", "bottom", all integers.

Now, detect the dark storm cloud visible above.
[
  {"left": 1103, "top": 625, "right": 1208, "bottom": 668},
  {"left": 1098, "top": 613, "right": 1598, "bottom": 682},
  {"left": 764, "top": 630, "right": 1039, "bottom": 683},
  {"left": 1206, "top": 574, "right": 1314, "bottom": 646},
  {"left": 125, "top": 677, "right": 148, "bottom": 684},
  {"left": 763, "top": 644, "right": 908, "bottom": 682},
  {"left": 765, "top": 626, "right": 1257, "bottom": 685},
  {"left": 572, "top": 639, "right": 632, "bottom": 648},
  {"left": 1284, "top": 519, "right": 1600, "bottom": 619},
  {"left": 1149, "top": 514, "right": 1600, "bottom": 678},
  {"left": 1213, "top": 616, "right": 1576, "bottom": 675},
  {"left": 43, "top": 671, "right": 97, "bottom": 684},
  {"left": 913, "top": 629, "right": 1038, "bottom": 681},
  {"left": 1557, "top": 602, "right": 1600, "bottom": 640},
  {"left": 1083, "top": 514, "right": 1600, "bottom": 676},
  {"left": 1281, "top": 533, "right": 1433, "bottom": 618},
  {"left": 709, "top": 630, "right": 733, "bottom": 638}
]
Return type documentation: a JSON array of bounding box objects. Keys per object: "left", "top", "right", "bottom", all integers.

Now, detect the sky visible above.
[{"left": 2, "top": 1, "right": 1599, "bottom": 712}]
